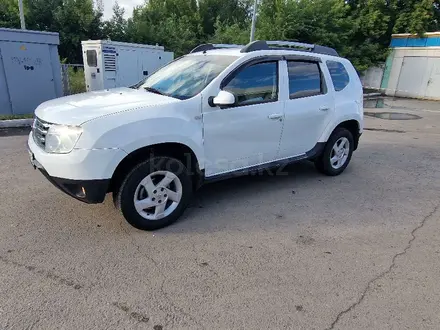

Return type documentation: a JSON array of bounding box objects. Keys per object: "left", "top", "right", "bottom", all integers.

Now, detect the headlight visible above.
[{"left": 45, "top": 125, "right": 83, "bottom": 154}]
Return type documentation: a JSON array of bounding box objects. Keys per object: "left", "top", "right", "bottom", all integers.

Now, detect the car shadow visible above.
[
  {"left": 196, "top": 160, "right": 319, "bottom": 199},
  {"left": 162, "top": 160, "right": 343, "bottom": 233}
]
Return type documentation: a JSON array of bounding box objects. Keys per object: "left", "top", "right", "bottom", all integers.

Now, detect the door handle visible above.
[
  {"left": 268, "top": 113, "right": 283, "bottom": 120},
  {"left": 319, "top": 106, "right": 330, "bottom": 111}
]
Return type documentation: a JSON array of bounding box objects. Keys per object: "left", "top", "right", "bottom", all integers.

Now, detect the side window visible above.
[
  {"left": 327, "top": 61, "right": 350, "bottom": 91},
  {"left": 223, "top": 61, "right": 278, "bottom": 106},
  {"left": 86, "top": 50, "right": 98, "bottom": 67},
  {"left": 287, "top": 61, "right": 324, "bottom": 99}
]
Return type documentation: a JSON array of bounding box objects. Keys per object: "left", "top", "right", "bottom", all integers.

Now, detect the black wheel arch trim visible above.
[{"left": 332, "top": 120, "right": 362, "bottom": 150}]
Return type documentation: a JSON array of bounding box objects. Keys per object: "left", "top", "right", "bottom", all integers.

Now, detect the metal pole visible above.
[
  {"left": 18, "top": 0, "right": 26, "bottom": 29},
  {"left": 250, "top": 0, "right": 258, "bottom": 42}
]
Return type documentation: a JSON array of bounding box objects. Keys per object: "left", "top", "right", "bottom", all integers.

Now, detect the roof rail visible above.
[
  {"left": 190, "top": 43, "right": 242, "bottom": 53},
  {"left": 240, "top": 40, "right": 339, "bottom": 57}
]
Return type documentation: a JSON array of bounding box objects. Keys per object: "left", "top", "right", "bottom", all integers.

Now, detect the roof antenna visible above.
[{"left": 250, "top": 0, "right": 258, "bottom": 42}]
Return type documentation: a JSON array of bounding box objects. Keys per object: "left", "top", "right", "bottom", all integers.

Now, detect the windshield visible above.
[{"left": 139, "top": 55, "right": 238, "bottom": 100}]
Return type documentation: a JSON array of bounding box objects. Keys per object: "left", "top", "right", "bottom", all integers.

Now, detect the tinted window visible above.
[
  {"left": 327, "top": 61, "right": 350, "bottom": 91},
  {"left": 288, "top": 61, "right": 323, "bottom": 99},
  {"left": 86, "top": 50, "right": 97, "bottom": 67},
  {"left": 223, "top": 62, "right": 278, "bottom": 106}
]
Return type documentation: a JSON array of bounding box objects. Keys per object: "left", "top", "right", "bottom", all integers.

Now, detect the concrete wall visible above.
[{"left": 361, "top": 66, "right": 384, "bottom": 90}]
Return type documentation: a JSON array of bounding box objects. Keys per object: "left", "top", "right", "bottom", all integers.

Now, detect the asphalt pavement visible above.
[{"left": 1, "top": 97, "right": 440, "bottom": 330}]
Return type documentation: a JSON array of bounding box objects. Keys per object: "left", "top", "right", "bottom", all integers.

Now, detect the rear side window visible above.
[
  {"left": 86, "top": 50, "right": 97, "bottom": 67},
  {"left": 327, "top": 61, "right": 350, "bottom": 91},
  {"left": 287, "top": 61, "right": 324, "bottom": 99}
]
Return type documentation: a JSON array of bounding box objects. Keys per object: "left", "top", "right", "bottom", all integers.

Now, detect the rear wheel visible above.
[
  {"left": 315, "top": 128, "right": 354, "bottom": 176},
  {"left": 115, "top": 157, "right": 193, "bottom": 230}
]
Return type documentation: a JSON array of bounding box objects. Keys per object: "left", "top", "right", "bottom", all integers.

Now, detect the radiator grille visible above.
[{"left": 32, "top": 117, "right": 53, "bottom": 150}]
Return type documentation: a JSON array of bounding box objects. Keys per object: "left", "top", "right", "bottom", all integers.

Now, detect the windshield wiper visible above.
[{"left": 144, "top": 86, "right": 165, "bottom": 96}]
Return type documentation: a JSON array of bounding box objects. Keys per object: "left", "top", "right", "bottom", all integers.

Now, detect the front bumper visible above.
[
  {"left": 39, "top": 168, "right": 109, "bottom": 204},
  {"left": 28, "top": 132, "right": 126, "bottom": 204},
  {"left": 27, "top": 133, "right": 127, "bottom": 180},
  {"left": 28, "top": 148, "right": 110, "bottom": 204}
]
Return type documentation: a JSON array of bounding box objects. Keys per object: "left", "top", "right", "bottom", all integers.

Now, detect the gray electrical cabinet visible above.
[{"left": 0, "top": 28, "right": 62, "bottom": 115}]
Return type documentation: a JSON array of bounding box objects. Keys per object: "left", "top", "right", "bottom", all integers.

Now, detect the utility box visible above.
[
  {"left": 0, "top": 28, "right": 62, "bottom": 115},
  {"left": 81, "top": 40, "right": 174, "bottom": 92}
]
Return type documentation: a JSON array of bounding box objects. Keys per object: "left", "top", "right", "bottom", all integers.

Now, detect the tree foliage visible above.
[
  {"left": 0, "top": 0, "right": 21, "bottom": 28},
  {"left": 102, "top": 1, "right": 127, "bottom": 41},
  {"left": 1, "top": 0, "right": 439, "bottom": 70}
]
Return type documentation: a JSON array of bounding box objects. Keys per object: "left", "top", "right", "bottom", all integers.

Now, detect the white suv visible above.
[{"left": 28, "top": 40, "right": 363, "bottom": 230}]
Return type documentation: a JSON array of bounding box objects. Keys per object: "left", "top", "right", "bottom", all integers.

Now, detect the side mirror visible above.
[{"left": 210, "top": 90, "right": 235, "bottom": 107}]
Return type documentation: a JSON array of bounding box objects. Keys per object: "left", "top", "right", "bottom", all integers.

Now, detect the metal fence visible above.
[{"left": 61, "top": 64, "right": 85, "bottom": 96}]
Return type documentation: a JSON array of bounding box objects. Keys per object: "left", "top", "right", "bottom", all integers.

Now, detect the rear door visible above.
[{"left": 278, "top": 59, "right": 335, "bottom": 158}]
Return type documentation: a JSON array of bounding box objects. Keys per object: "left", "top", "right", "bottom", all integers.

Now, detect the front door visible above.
[
  {"left": 278, "top": 60, "right": 335, "bottom": 158},
  {"left": 202, "top": 60, "right": 284, "bottom": 177}
]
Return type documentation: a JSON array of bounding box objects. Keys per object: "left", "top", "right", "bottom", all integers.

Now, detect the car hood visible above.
[{"left": 34, "top": 87, "right": 178, "bottom": 126}]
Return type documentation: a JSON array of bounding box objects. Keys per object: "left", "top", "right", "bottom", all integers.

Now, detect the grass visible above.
[
  {"left": 363, "top": 87, "right": 381, "bottom": 94},
  {"left": 0, "top": 114, "right": 33, "bottom": 120},
  {"left": 68, "top": 66, "right": 86, "bottom": 94}
]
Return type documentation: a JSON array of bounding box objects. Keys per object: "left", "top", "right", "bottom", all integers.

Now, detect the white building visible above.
[{"left": 381, "top": 32, "right": 440, "bottom": 100}]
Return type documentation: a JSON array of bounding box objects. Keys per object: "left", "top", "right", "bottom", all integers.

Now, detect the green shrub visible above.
[{"left": 68, "top": 67, "right": 86, "bottom": 94}]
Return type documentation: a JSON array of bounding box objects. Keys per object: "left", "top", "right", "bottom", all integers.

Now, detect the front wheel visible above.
[
  {"left": 115, "top": 157, "right": 193, "bottom": 230},
  {"left": 315, "top": 128, "right": 354, "bottom": 176}
]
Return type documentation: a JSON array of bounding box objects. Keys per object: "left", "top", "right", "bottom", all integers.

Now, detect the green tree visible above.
[
  {"left": 102, "top": 1, "right": 128, "bottom": 41},
  {"left": 24, "top": 0, "right": 63, "bottom": 31},
  {"left": 392, "top": 0, "right": 438, "bottom": 34},
  {"left": 1, "top": 0, "right": 440, "bottom": 70},
  {"left": 126, "top": 0, "right": 202, "bottom": 55},
  {"left": 344, "top": 0, "right": 391, "bottom": 71},
  {"left": 0, "top": 0, "right": 21, "bottom": 28},
  {"left": 53, "top": 0, "right": 103, "bottom": 63},
  {"left": 199, "top": 0, "right": 252, "bottom": 36},
  {"left": 257, "top": 0, "right": 356, "bottom": 62},
  {"left": 0, "top": 0, "right": 103, "bottom": 64},
  {"left": 210, "top": 20, "right": 251, "bottom": 45}
]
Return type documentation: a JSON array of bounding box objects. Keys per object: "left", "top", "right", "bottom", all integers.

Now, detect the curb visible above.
[
  {"left": 363, "top": 92, "right": 382, "bottom": 99},
  {"left": 0, "top": 119, "right": 33, "bottom": 129}
]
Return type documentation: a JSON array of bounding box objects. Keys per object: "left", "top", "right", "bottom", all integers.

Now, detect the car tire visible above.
[
  {"left": 115, "top": 157, "right": 193, "bottom": 231},
  {"left": 315, "top": 127, "right": 354, "bottom": 176}
]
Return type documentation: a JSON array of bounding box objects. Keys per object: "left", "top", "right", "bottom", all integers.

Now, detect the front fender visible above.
[{"left": 76, "top": 97, "right": 205, "bottom": 169}]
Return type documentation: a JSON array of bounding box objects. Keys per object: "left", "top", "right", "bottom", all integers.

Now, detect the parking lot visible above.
[{"left": 1, "top": 97, "right": 440, "bottom": 330}]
